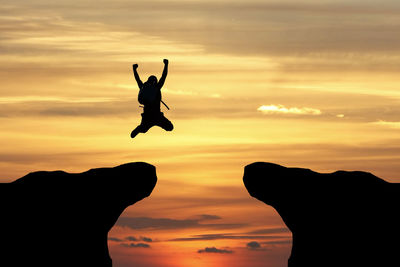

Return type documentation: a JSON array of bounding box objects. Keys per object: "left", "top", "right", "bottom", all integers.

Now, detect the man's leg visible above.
[
  {"left": 130, "top": 114, "right": 154, "bottom": 138},
  {"left": 130, "top": 125, "right": 141, "bottom": 138},
  {"left": 156, "top": 113, "right": 174, "bottom": 131}
]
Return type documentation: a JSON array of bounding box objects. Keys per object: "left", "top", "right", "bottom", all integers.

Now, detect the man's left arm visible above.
[{"left": 158, "top": 59, "right": 169, "bottom": 88}]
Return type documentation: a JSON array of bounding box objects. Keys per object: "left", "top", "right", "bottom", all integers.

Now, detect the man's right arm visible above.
[{"left": 132, "top": 64, "right": 143, "bottom": 88}]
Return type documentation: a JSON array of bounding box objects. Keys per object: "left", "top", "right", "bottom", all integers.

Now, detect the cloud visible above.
[
  {"left": 108, "top": 237, "right": 123, "bottom": 242},
  {"left": 116, "top": 215, "right": 245, "bottom": 230},
  {"left": 170, "top": 233, "right": 289, "bottom": 242},
  {"left": 116, "top": 217, "right": 204, "bottom": 230},
  {"left": 0, "top": 98, "right": 136, "bottom": 118},
  {"left": 125, "top": 236, "right": 138, "bottom": 241},
  {"left": 141, "top": 237, "right": 153, "bottom": 242},
  {"left": 0, "top": 95, "right": 268, "bottom": 120},
  {"left": 262, "top": 240, "right": 293, "bottom": 245},
  {"left": 0, "top": 96, "right": 263, "bottom": 119},
  {"left": 246, "top": 228, "right": 290, "bottom": 235},
  {"left": 3, "top": 93, "right": 399, "bottom": 122},
  {"left": 257, "top": 105, "right": 322, "bottom": 115},
  {"left": 370, "top": 120, "right": 400, "bottom": 129},
  {"left": 194, "top": 214, "right": 222, "bottom": 220},
  {"left": 125, "top": 1, "right": 400, "bottom": 58},
  {"left": 125, "top": 236, "right": 153, "bottom": 242},
  {"left": 13, "top": 1, "right": 399, "bottom": 58},
  {"left": 3, "top": 1, "right": 400, "bottom": 76},
  {"left": 121, "top": 243, "right": 150, "bottom": 248},
  {"left": 109, "top": 235, "right": 153, "bottom": 249},
  {"left": 0, "top": 151, "right": 118, "bottom": 166},
  {"left": 246, "top": 241, "right": 264, "bottom": 251},
  {"left": 198, "top": 247, "right": 233, "bottom": 254}
]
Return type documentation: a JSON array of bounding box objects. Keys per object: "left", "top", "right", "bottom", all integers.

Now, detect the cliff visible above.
[
  {"left": 243, "top": 162, "right": 399, "bottom": 267},
  {"left": 0, "top": 162, "right": 157, "bottom": 267}
]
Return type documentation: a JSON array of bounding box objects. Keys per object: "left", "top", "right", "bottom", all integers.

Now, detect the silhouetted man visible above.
[{"left": 130, "top": 59, "right": 173, "bottom": 139}]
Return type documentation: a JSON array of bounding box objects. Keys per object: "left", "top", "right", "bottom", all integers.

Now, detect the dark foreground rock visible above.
[
  {"left": 243, "top": 162, "right": 399, "bottom": 267},
  {"left": 0, "top": 162, "right": 157, "bottom": 267}
]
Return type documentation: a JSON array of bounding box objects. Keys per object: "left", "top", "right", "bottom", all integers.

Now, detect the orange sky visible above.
[{"left": 1, "top": 1, "right": 400, "bottom": 266}]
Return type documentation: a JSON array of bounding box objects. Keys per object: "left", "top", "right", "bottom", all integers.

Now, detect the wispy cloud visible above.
[
  {"left": 116, "top": 215, "right": 245, "bottom": 230},
  {"left": 261, "top": 240, "right": 292, "bottom": 245},
  {"left": 125, "top": 236, "right": 153, "bottom": 242},
  {"left": 246, "top": 227, "right": 290, "bottom": 235},
  {"left": 257, "top": 104, "right": 322, "bottom": 115},
  {"left": 198, "top": 247, "right": 233, "bottom": 254},
  {"left": 0, "top": 98, "right": 135, "bottom": 118},
  {"left": 246, "top": 241, "right": 266, "bottom": 251},
  {"left": 121, "top": 243, "right": 151, "bottom": 248},
  {"left": 10, "top": 1, "right": 399, "bottom": 58},
  {"left": 170, "top": 233, "right": 288, "bottom": 242},
  {"left": 141, "top": 237, "right": 153, "bottom": 242},
  {"left": 108, "top": 237, "right": 123, "bottom": 242},
  {"left": 163, "top": 88, "right": 198, "bottom": 96},
  {"left": 371, "top": 120, "right": 400, "bottom": 129}
]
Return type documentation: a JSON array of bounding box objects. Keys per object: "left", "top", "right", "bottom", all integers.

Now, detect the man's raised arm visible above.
[
  {"left": 132, "top": 64, "right": 143, "bottom": 88},
  {"left": 158, "top": 59, "right": 169, "bottom": 88}
]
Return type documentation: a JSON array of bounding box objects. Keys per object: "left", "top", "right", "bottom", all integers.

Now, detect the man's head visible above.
[{"left": 147, "top": 75, "right": 158, "bottom": 85}]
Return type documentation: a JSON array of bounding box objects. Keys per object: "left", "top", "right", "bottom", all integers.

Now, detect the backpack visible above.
[{"left": 138, "top": 82, "right": 158, "bottom": 105}]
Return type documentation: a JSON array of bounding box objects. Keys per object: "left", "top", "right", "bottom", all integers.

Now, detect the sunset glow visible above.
[{"left": 1, "top": 0, "right": 400, "bottom": 266}]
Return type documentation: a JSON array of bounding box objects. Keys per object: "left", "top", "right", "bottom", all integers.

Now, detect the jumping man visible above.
[{"left": 130, "top": 59, "right": 174, "bottom": 139}]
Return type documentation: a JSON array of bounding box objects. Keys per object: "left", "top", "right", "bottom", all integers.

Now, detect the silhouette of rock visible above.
[
  {"left": 0, "top": 162, "right": 157, "bottom": 267},
  {"left": 243, "top": 162, "right": 399, "bottom": 267}
]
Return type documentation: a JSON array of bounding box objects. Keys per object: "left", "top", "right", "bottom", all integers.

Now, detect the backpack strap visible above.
[{"left": 161, "top": 100, "right": 170, "bottom": 110}]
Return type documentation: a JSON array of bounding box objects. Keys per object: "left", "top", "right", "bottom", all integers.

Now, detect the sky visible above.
[{"left": 1, "top": 0, "right": 400, "bottom": 266}]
